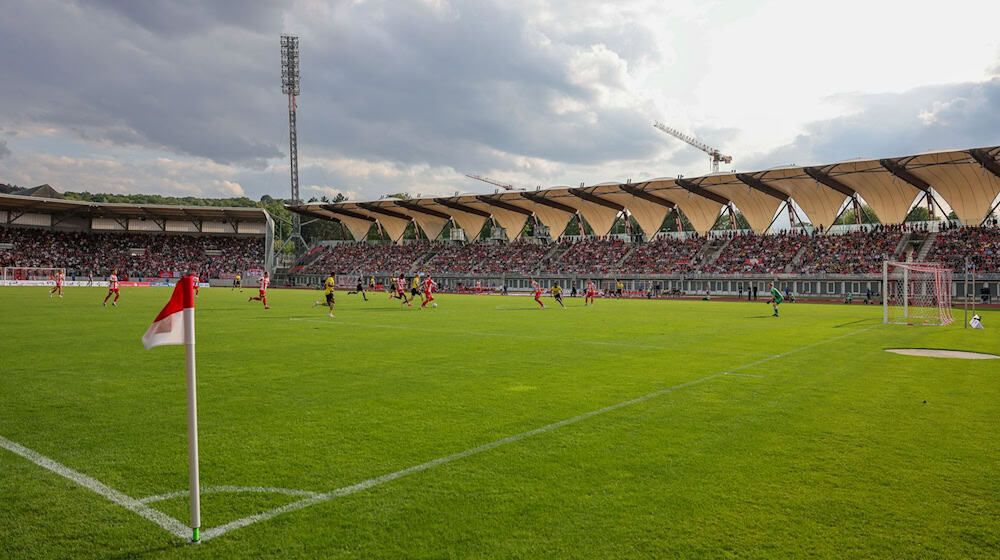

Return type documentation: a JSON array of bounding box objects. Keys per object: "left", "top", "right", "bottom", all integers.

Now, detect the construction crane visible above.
[
  {"left": 653, "top": 121, "right": 733, "bottom": 173},
  {"left": 465, "top": 174, "right": 525, "bottom": 191}
]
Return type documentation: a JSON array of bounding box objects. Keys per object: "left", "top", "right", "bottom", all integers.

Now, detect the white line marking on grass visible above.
[
  {"left": 723, "top": 372, "right": 765, "bottom": 378},
  {"left": 202, "top": 325, "right": 876, "bottom": 541},
  {"left": 0, "top": 435, "right": 190, "bottom": 540},
  {"left": 289, "top": 317, "right": 770, "bottom": 357},
  {"left": 727, "top": 326, "right": 876, "bottom": 373},
  {"left": 3, "top": 325, "right": 877, "bottom": 544},
  {"left": 139, "top": 486, "right": 321, "bottom": 504},
  {"left": 200, "top": 371, "right": 726, "bottom": 541}
]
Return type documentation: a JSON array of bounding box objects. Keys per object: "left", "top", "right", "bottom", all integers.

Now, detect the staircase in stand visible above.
[
  {"left": 916, "top": 231, "right": 938, "bottom": 261},
  {"left": 786, "top": 244, "right": 809, "bottom": 273},
  {"left": 695, "top": 236, "right": 731, "bottom": 271}
]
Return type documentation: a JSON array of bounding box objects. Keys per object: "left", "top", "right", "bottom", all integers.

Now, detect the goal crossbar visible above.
[{"left": 882, "top": 261, "right": 953, "bottom": 326}]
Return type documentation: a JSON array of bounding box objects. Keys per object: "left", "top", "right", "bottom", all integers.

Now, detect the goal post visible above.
[
  {"left": 883, "top": 261, "right": 954, "bottom": 326},
  {"left": 2, "top": 267, "right": 67, "bottom": 283}
]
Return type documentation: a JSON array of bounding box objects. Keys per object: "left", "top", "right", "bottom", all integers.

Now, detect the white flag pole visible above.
[{"left": 183, "top": 278, "right": 201, "bottom": 543}]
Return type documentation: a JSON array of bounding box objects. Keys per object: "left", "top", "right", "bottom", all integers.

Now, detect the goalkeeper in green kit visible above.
[{"left": 767, "top": 281, "right": 783, "bottom": 317}]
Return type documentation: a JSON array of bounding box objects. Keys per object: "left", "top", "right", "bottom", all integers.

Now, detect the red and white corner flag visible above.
[
  {"left": 142, "top": 275, "right": 202, "bottom": 542},
  {"left": 142, "top": 275, "right": 195, "bottom": 349}
]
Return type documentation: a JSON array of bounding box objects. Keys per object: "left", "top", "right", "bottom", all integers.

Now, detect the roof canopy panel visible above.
[
  {"left": 699, "top": 174, "right": 783, "bottom": 233},
  {"left": 286, "top": 145, "right": 1000, "bottom": 237},
  {"left": 592, "top": 184, "right": 672, "bottom": 239},
  {"left": 826, "top": 160, "right": 922, "bottom": 225},
  {"left": 643, "top": 180, "right": 723, "bottom": 234},
  {"left": 904, "top": 150, "right": 1000, "bottom": 225},
  {"left": 462, "top": 195, "right": 529, "bottom": 240},
  {"left": 755, "top": 168, "right": 848, "bottom": 229}
]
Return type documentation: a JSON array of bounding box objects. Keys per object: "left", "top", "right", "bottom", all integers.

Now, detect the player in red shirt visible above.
[
  {"left": 530, "top": 279, "right": 545, "bottom": 309},
  {"left": 395, "top": 275, "right": 412, "bottom": 306},
  {"left": 585, "top": 279, "right": 596, "bottom": 307},
  {"left": 192, "top": 272, "right": 200, "bottom": 297},
  {"left": 103, "top": 271, "right": 120, "bottom": 307},
  {"left": 420, "top": 275, "right": 438, "bottom": 309},
  {"left": 49, "top": 271, "right": 64, "bottom": 298},
  {"left": 248, "top": 271, "right": 271, "bottom": 309}
]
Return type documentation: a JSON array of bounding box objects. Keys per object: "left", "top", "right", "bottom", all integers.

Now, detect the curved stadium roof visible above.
[{"left": 289, "top": 145, "right": 1000, "bottom": 241}]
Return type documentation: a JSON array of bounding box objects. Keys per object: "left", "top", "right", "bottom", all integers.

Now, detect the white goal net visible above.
[
  {"left": 2, "top": 267, "right": 67, "bottom": 283},
  {"left": 883, "top": 261, "right": 953, "bottom": 326}
]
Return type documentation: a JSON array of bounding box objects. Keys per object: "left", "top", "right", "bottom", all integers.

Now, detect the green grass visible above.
[{"left": 1, "top": 286, "right": 998, "bottom": 559}]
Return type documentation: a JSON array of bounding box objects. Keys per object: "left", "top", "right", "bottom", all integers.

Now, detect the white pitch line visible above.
[
  {"left": 202, "top": 322, "right": 875, "bottom": 541},
  {"left": 0, "top": 435, "right": 190, "bottom": 540},
  {"left": 139, "top": 485, "right": 321, "bottom": 504},
  {"left": 289, "top": 317, "right": 770, "bottom": 357},
  {"left": 726, "top": 326, "right": 876, "bottom": 372},
  {"left": 723, "top": 372, "right": 765, "bottom": 378},
  {"left": 200, "top": 371, "right": 725, "bottom": 541}
]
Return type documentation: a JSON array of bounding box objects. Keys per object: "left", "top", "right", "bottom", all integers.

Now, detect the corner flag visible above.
[{"left": 142, "top": 276, "right": 202, "bottom": 542}]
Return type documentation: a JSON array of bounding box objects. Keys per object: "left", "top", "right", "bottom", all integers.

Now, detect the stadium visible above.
[{"left": 2, "top": 3, "right": 1000, "bottom": 559}]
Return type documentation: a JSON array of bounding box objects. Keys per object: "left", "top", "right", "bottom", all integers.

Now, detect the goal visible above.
[
  {"left": 882, "top": 261, "right": 953, "bottom": 326},
  {"left": 2, "top": 267, "right": 67, "bottom": 283}
]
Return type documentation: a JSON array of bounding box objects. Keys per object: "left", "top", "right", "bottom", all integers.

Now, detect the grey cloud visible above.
[
  {"left": 746, "top": 77, "right": 1000, "bottom": 169},
  {"left": 79, "top": 0, "right": 291, "bottom": 37},
  {"left": 0, "top": 0, "right": 664, "bottom": 174},
  {"left": 291, "top": 1, "right": 665, "bottom": 173},
  {"left": 0, "top": 0, "right": 285, "bottom": 166},
  {"left": 0, "top": 140, "right": 10, "bottom": 159}
]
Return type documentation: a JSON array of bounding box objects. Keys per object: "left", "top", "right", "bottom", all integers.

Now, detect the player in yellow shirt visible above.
[
  {"left": 312, "top": 271, "right": 336, "bottom": 317},
  {"left": 233, "top": 272, "right": 242, "bottom": 292},
  {"left": 550, "top": 282, "right": 566, "bottom": 308},
  {"left": 411, "top": 274, "right": 423, "bottom": 305}
]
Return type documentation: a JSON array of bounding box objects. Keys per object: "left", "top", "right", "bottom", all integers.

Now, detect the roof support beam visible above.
[
  {"left": 320, "top": 204, "right": 377, "bottom": 222},
  {"left": 394, "top": 201, "right": 452, "bottom": 220},
  {"left": 674, "top": 178, "right": 730, "bottom": 205},
  {"left": 879, "top": 159, "right": 931, "bottom": 192},
  {"left": 358, "top": 202, "right": 413, "bottom": 221},
  {"left": 138, "top": 207, "right": 166, "bottom": 231},
  {"left": 179, "top": 208, "right": 202, "bottom": 232},
  {"left": 568, "top": 188, "right": 625, "bottom": 211},
  {"left": 475, "top": 195, "right": 534, "bottom": 216},
  {"left": 619, "top": 184, "right": 676, "bottom": 208},
  {"left": 803, "top": 167, "right": 856, "bottom": 197},
  {"left": 521, "top": 192, "right": 577, "bottom": 214},
  {"left": 291, "top": 207, "right": 335, "bottom": 223},
  {"left": 735, "top": 173, "right": 789, "bottom": 201},
  {"left": 433, "top": 198, "right": 492, "bottom": 218},
  {"left": 969, "top": 148, "right": 1000, "bottom": 180},
  {"left": 50, "top": 211, "right": 80, "bottom": 227}
]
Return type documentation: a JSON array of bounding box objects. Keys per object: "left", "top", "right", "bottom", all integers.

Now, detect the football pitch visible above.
[{"left": 1, "top": 286, "right": 997, "bottom": 559}]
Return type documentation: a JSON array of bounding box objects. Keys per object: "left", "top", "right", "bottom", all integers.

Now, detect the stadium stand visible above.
[
  {"left": 700, "top": 232, "right": 806, "bottom": 275},
  {"left": 0, "top": 227, "right": 265, "bottom": 278},
  {"left": 618, "top": 235, "right": 707, "bottom": 274},
  {"left": 543, "top": 238, "right": 627, "bottom": 274},
  {"left": 928, "top": 225, "right": 1000, "bottom": 273},
  {"left": 797, "top": 228, "right": 904, "bottom": 274}
]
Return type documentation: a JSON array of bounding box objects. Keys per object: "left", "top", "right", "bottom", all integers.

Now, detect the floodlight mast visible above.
[
  {"left": 652, "top": 121, "right": 733, "bottom": 173},
  {"left": 280, "top": 34, "right": 307, "bottom": 253}
]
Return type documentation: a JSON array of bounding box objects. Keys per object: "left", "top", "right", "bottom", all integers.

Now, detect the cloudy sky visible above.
[{"left": 1, "top": 0, "right": 998, "bottom": 202}]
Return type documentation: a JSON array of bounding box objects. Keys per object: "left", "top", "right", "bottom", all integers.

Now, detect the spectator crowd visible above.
[
  {"left": 0, "top": 226, "right": 264, "bottom": 279},
  {"left": 7, "top": 222, "right": 998, "bottom": 281}
]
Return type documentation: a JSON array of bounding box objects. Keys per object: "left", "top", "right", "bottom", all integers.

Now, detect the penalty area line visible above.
[
  {"left": 202, "top": 324, "right": 875, "bottom": 542},
  {"left": 0, "top": 435, "right": 190, "bottom": 540}
]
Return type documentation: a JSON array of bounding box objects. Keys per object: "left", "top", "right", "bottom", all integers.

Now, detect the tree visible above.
[
  {"left": 834, "top": 204, "right": 880, "bottom": 225},
  {"left": 904, "top": 206, "right": 936, "bottom": 222},
  {"left": 713, "top": 211, "right": 751, "bottom": 230},
  {"left": 661, "top": 209, "right": 693, "bottom": 232}
]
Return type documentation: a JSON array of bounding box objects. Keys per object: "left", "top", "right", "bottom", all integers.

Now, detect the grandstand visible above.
[
  {"left": 287, "top": 146, "right": 1000, "bottom": 299},
  {"left": 0, "top": 190, "right": 274, "bottom": 284}
]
